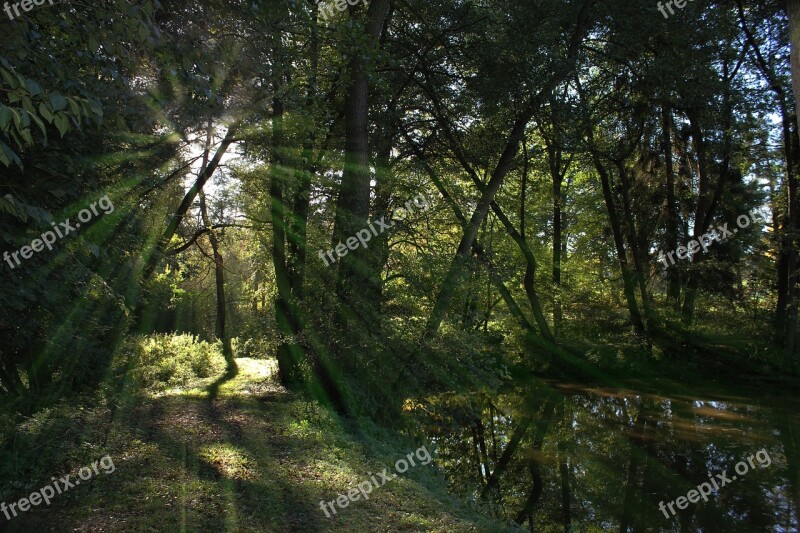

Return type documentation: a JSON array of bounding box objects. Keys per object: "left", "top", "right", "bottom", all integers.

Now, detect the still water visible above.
[{"left": 413, "top": 379, "right": 799, "bottom": 532}]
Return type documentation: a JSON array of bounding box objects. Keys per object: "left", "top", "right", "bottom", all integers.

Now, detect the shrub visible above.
[{"left": 124, "top": 334, "right": 226, "bottom": 391}]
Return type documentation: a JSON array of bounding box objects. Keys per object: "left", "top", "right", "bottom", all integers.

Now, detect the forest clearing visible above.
[{"left": 1, "top": 0, "right": 800, "bottom": 531}]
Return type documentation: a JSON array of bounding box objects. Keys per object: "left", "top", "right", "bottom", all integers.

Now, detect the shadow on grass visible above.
[{"left": 206, "top": 362, "right": 239, "bottom": 402}]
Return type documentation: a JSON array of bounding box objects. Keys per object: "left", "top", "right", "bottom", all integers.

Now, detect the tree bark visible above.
[
  {"left": 616, "top": 161, "right": 655, "bottom": 333},
  {"left": 661, "top": 105, "right": 681, "bottom": 311},
  {"left": 403, "top": 131, "right": 540, "bottom": 336},
  {"left": 332, "top": 0, "right": 390, "bottom": 319},
  {"left": 784, "top": 0, "right": 800, "bottom": 356}
]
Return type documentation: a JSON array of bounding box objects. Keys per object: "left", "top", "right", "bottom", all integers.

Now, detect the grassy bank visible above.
[{"left": 0, "top": 349, "right": 518, "bottom": 532}]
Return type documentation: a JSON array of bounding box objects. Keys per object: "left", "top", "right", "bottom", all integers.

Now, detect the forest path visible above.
[{"left": 11, "top": 358, "right": 503, "bottom": 532}]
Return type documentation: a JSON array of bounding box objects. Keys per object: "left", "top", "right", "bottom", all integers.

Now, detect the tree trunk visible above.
[
  {"left": 421, "top": 0, "right": 595, "bottom": 343},
  {"left": 681, "top": 99, "right": 730, "bottom": 325},
  {"left": 197, "top": 119, "right": 235, "bottom": 373},
  {"left": 141, "top": 124, "right": 239, "bottom": 283},
  {"left": 405, "top": 132, "right": 540, "bottom": 338},
  {"left": 616, "top": 161, "right": 655, "bottom": 334},
  {"left": 270, "top": 95, "right": 302, "bottom": 387},
  {"left": 423, "top": 108, "right": 536, "bottom": 343},
  {"left": 332, "top": 0, "right": 390, "bottom": 323},
  {"left": 784, "top": 0, "right": 800, "bottom": 356},
  {"left": 737, "top": 0, "right": 798, "bottom": 348},
  {"left": 198, "top": 189, "right": 235, "bottom": 373},
  {"left": 661, "top": 105, "right": 681, "bottom": 311},
  {"left": 551, "top": 148, "right": 564, "bottom": 338},
  {"left": 591, "top": 151, "right": 646, "bottom": 337}
]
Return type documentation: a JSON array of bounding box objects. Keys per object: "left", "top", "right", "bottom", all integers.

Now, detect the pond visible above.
[{"left": 411, "top": 378, "right": 799, "bottom": 531}]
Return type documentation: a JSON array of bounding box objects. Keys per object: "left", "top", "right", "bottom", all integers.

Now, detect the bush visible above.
[{"left": 124, "top": 334, "right": 227, "bottom": 391}]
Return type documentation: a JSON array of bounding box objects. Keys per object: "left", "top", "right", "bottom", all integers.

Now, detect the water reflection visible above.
[{"left": 410, "top": 383, "right": 800, "bottom": 531}]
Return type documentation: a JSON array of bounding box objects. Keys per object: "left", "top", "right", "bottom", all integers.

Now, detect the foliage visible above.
[{"left": 122, "top": 334, "right": 226, "bottom": 391}]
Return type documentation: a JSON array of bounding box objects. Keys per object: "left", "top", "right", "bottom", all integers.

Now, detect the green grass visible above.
[{"left": 0, "top": 355, "right": 519, "bottom": 532}]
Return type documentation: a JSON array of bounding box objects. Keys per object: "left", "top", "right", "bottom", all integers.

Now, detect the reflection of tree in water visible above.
[{"left": 412, "top": 386, "right": 799, "bottom": 531}]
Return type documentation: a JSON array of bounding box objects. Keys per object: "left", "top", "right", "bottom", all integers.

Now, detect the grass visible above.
[{"left": 0, "top": 356, "right": 519, "bottom": 532}]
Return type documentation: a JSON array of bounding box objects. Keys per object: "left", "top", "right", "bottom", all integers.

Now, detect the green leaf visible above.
[
  {"left": 0, "top": 142, "right": 20, "bottom": 169},
  {"left": 67, "top": 97, "right": 80, "bottom": 116},
  {"left": 22, "top": 97, "right": 35, "bottom": 116},
  {"left": 49, "top": 93, "right": 67, "bottom": 112},
  {"left": 0, "top": 105, "right": 11, "bottom": 131},
  {"left": 17, "top": 109, "right": 30, "bottom": 129},
  {"left": 88, "top": 100, "right": 103, "bottom": 119},
  {"left": 54, "top": 113, "right": 69, "bottom": 137},
  {"left": 39, "top": 102, "right": 53, "bottom": 123},
  {"left": 29, "top": 112, "right": 46, "bottom": 139},
  {"left": 8, "top": 126, "right": 23, "bottom": 149},
  {"left": 9, "top": 107, "right": 21, "bottom": 129},
  {"left": 20, "top": 128, "right": 33, "bottom": 146},
  {"left": 25, "top": 79, "right": 42, "bottom": 96},
  {"left": 0, "top": 68, "right": 17, "bottom": 88},
  {"left": 0, "top": 141, "right": 10, "bottom": 167}
]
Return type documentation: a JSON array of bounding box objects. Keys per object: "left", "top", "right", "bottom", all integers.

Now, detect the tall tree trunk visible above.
[
  {"left": 681, "top": 94, "right": 730, "bottom": 325},
  {"left": 551, "top": 150, "right": 564, "bottom": 338},
  {"left": 539, "top": 94, "right": 571, "bottom": 338},
  {"left": 198, "top": 119, "right": 235, "bottom": 373},
  {"left": 270, "top": 95, "right": 301, "bottom": 386},
  {"left": 332, "top": 0, "right": 390, "bottom": 322},
  {"left": 198, "top": 190, "right": 235, "bottom": 372},
  {"left": 140, "top": 124, "right": 239, "bottom": 283},
  {"left": 425, "top": 107, "right": 554, "bottom": 341},
  {"left": 784, "top": 0, "right": 800, "bottom": 356},
  {"left": 577, "top": 76, "right": 646, "bottom": 338},
  {"left": 616, "top": 161, "right": 655, "bottom": 334},
  {"left": 590, "top": 150, "right": 646, "bottom": 337},
  {"left": 661, "top": 105, "right": 681, "bottom": 311},
  {"left": 738, "top": 0, "right": 798, "bottom": 348},
  {"left": 404, "top": 130, "right": 540, "bottom": 339}
]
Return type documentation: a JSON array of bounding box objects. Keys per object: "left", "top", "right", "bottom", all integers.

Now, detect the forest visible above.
[{"left": 0, "top": 0, "right": 799, "bottom": 531}]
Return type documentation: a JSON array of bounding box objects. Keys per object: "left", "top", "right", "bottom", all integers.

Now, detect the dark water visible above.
[{"left": 413, "top": 380, "right": 800, "bottom": 532}]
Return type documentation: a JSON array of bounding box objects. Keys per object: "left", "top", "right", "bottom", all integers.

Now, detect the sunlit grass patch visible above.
[{"left": 198, "top": 443, "right": 258, "bottom": 480}]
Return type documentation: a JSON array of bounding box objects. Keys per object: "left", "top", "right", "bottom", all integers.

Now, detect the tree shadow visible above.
[{"left": 206, "top": 361, "right": 239, "bottom": 401}]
